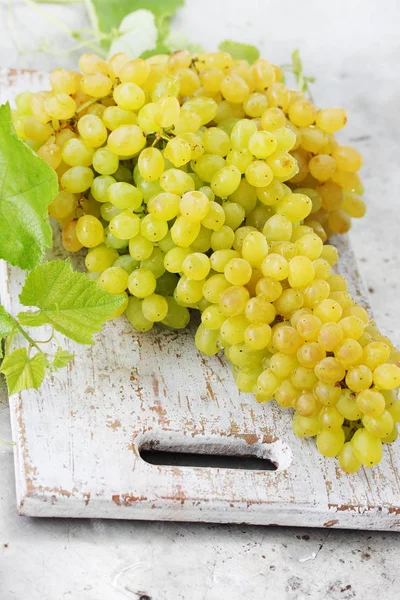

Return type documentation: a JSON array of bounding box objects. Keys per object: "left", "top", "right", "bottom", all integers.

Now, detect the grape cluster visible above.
[{"left": 13, "top": 49, "right": 399, "bottom": 473}]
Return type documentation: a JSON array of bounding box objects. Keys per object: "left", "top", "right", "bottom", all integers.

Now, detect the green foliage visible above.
[
  {"left": 0, "top": 103, "right": 58, "bottom": 269},
  {"left": 219, "top": 40, "right": 260, "bottom": 64}
]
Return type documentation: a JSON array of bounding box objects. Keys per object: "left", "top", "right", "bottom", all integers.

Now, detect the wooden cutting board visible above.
[{"left": 1, "top": 69, "right": 400, "bottom": 531}]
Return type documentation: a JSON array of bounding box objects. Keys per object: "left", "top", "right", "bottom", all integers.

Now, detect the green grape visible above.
[
  {"left": 230, "top": 119, "right": 257, "bottom": 149},
  {"left": 160, "top": 169, "right": 195, "bottom": 195},
  {"left": 109, "top": 210, "right": 141, "bottom": 240},
  {"left": 62, "top": 138, "right": 94, "bottom": 167},
  {"left": 99, "top": 266, "right": 129, "bottom": 294},
  {"left": 100, "top": 202, "right": 122, "bottom": 222},
  {"left": 176, "top": 276, "right": 205, "bottom": 305},
  {"left": 210, "top": 225, "right": 235, "bottom": 251},
  {"left": 113, "top": 163, "right": 133, "bottom": 184},
  {"left": 292, "top": 413, "right": 320, "bottom": 438},
  {"left": 254, "top": 368, "right": 279, "bottom": 401},
  {"left": 224, "top": 258, "right": 252, "bottom": 286},
  {"left": 244, "top": 323, "right": 272, "bottom": 350},
  {"left": 275, "top": 193, "right": 312, "bottom": 222},
  {"left": 148, "top": 192, "right": 180, "bottom": 221},
  {"left": 108, "top": 124, "right": 146, "bottom": 156},
  {"left": 140, "top": 214, "right": 169, "bottom": 242},
  {"left": 92, "top": 147, "right": 119, "bottom": 175},
  {"left": 195, "top": 324, "right": 220, "bottom": 356},
  {"left": 245, "top": 161, "right": 274, "bottom": 188},
  {"left": 219, "top": 314, "right": 249, "bottom": 346},
  {"left": 350, "top": 428, "right": 382, "bottom": 467},
  {"left": 171, "top": 217, "right": 200, "bottom": 247},
  {"left": 222, "top": 202, "right": 245, "bottom": 231},
  {"left": 226, "top": 148, "right": 253, "bottom": 173},
  {"left": 113, "top": 254, "right": 139, "bottom": 274},
  {"left": 316, "top": 428, "right": 345, "bottom": 457},
  {"left": 201, "top": 202, "right": 226, "bottom": 231},
  {"left": 61, "top": 166, "right": 94, "bottom": 194},
  {"left": 125, "top": 297, "right": 153, "bottom": 332},
  {"left": 182, "top": 252, "right": 211, "bottom": 280},
  {"left": 202, "top": 274, "right": 231, "bottom": 304},
  {"left": 129, "top": 234, "right": 154, "bottom": 260},
  {"left": 219, "top": 285, "right": 250, "bottom": 317},
  {"left": 362, "top": 411, "right": 394, "bottom": 438},
  {"left": 203, "top": 127, "right": 231, "bottom": 156},
  {"left": 142, "top": 294, "right": 169, "bottom": 322},
  {"left": 91, "top": 175, "right": 117, "bottom": 203},
  {"left": 164, "top": 246, "right": 192, "bottom": 273},
  {"left": 164, "top": 137, "right": 192, "bottom": 167},
  {"left": 138, "top": 147, "right": 165, "bottom": 181},
  {"left": 102, "top": 106, "right": 137, "bottom": 130},
  {"left": 338, "top": 443, "right": 362, "bottom": 474},
  {"left": 77, "top": 114, "right": 108, "bottom": 147},
  {"left": 201, "top": 305, "right": 226, "bottom": 330},
  {"left": 356, "top": 389, "right": 385, "bottom": 418},
  {"left": 180, "top": 191, "right": 210, "bottom": 222},
  {"left": 76, "top": 215, "right": 104, "bottom": 247},
  {"left": 318, "top": 406, "right": 344, "bottom": 430},
  {"left": 211, "top": 165, "right": 241, "bottom": 197},
  {"left": 108, "top": 182, "right": 143, "bottom": 210},
  {"left": 373, "top": 364, "right": 400, "bottom": 390},
  {"left": 161, "top": 297, "right": 190, "bottom": 329},
  {"left": 248, "top": 131, "right": 277, "bottom": 158},
  {"left": 141, "top": 247, "right": 166, "bottom": 278},
  {"left": 288, "top": 256, "right": 315, "bottom": 288},
  {"left": 104, "top": 227, "right": 129, "bottom": 250},
  {"left": 233, "top": 226, "right": 258, "bottom": 252},
  {"left": 44, "top": 93, "right": 76, "bottom": 120},
  {"left": 128, "top": 267, "right": 157, "bottom": 298},
  {"left": 155, "top": 272, "right": 179, "bottom": 296},
  {"left": 336, "top": 389, "right": 362, "bottom": 420},
  {"left": 194, "top": 154, "right": 226, "bottom": 182},
  {"left": 85, "top": 245, "right": 118, "bottom": 272},
  {"left": 113, "top": 81, "right": 145, "bottom": 111},
  {"left": 48, "top": 191, "right": 77, "bottom": 221}
]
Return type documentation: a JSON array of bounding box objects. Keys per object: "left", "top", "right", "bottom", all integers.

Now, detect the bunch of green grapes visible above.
[
  {"left": 12, "top": 49, "right": 398, "bottom": 473},
  {"left": 194, "top": 229, "right": 400, "bottom": 473}
]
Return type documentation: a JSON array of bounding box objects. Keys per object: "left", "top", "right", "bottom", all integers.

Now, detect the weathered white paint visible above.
[{"left": 1, "top": 69, "right": 400, "bottom": 532}]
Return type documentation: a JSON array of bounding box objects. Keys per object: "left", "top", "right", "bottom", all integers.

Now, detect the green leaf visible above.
[
  {"left": 290, "top": 49, "right": 314, "bottom": 99},
  {"left": 86, "top": 0, "right": 184, "bottom": 49},
  {"left": 219, "top": 40, "right": 260, "bottom": 64},
  {"left": 0, "top": 103, "right": 58, "bottom": 270},
  {"left": 52, "top": 348, "right": 75, "bottom": 369},
  {"left": 0, "top": 348, "right": 46, "bottom": 395},
  {"left": 17, "top": 259, "right": 126, "bottom": 344},
  {"left": 163, "top": 31, "right": 203, "bottom": 54},
  {"left": 0, "top": 307, "right": 13, "bottom": 339},
  {"left": 0, "top": 306, "right": 14, "bottom": 359},
  {"left": 108, "top": 9, "right": 158, "bottom": 59}
]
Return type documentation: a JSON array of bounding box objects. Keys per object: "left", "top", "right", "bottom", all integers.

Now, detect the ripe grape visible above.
[{"left": 17, "top": 49, "right": 398, "bottom": 476}]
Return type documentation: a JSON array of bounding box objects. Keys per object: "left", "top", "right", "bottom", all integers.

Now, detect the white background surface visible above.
[{"left": 0, "top": 0, "right": 400, "bottom": 598}]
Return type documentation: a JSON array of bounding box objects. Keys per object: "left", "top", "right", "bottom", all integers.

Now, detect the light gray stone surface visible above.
[{"left": 1, "top": 1, "right": 400, "bottom": 598}]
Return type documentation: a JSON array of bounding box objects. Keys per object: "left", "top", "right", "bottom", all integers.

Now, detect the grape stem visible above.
[{"left": 6, "top": 314, "right": 46, "bottom": 356}]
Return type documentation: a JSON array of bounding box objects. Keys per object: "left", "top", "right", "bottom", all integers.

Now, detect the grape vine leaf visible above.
[
  {"left": 17, "top": 260, "right": 126, "bottom": 344},
  {"left": 291, "top": 49, "right": 315, "bottom": 98},
  {"left": 86, "top": 0, "right": 184, "bottom": 50},
  {"left": 52, "top": 348, "right": 75, "bottom": 370},
  {"left": 0, "top": 348, "right": 47, "bottom": 395},
  {"left": 0, "top": 306, "right": 14, "bottom": 359},
  {"left": 218, "top": 40, "right": 260, "bottom": 64},
  {"left": 108, "top": 9, "right": 158, "bottom": 58},
  {"left": 0, "top": 103, "right": 58, "bottom": 270}
]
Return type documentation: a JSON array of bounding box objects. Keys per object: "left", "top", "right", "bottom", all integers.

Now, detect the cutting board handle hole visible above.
[{"left": 139, "top": 448, "right": 277, "bottom": 471}]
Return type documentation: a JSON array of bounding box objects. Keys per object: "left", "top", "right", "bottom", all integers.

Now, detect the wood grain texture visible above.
[{"left": 1, "top": 69, "right": 400, "bottom": 531}]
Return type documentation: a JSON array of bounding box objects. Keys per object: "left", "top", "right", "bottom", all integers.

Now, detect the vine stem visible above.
[{"left": 7, "top": 315, "right": 46, "bottom": 355}]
